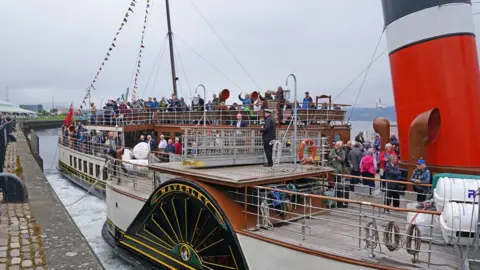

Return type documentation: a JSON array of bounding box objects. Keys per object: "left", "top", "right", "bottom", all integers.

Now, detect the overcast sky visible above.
[{"left": 2, "top": 0, "right": 480, "bottom": 109}]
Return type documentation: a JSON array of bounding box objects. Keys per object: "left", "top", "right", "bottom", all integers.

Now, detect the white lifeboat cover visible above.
[
  {"left": 133, "top": 142, "right": 150, "bottom": 159},
  {"left": 434, "top": 177, "right": 480, "bottom": 210},
  {"left": 122, "top": 149, "right": 133, "bottom": 161},
  {"left": 440, "top": 201, "right": 478, "bottom": 246},
  {"left": 123, "top": 159, "right": 149, "bottom": 171}
]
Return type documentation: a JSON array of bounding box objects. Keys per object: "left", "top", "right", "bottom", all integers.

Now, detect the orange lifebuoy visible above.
[{"left": 298, "top": 138, "right": 317, "bottom": 164}]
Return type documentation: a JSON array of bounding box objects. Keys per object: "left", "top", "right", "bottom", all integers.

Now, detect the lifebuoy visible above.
[{"left": 298, "top": 138, "right": 317, "bottom": 164}]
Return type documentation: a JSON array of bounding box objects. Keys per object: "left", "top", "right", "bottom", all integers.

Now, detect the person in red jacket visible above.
[
  {"left": 379, "top": 143, "right": 396, "bottom": 190},
  {"left": 174, "top": 137, "right": 182, "bottom": 155}
]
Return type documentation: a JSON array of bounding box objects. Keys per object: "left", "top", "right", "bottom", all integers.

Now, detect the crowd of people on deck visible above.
[
  {"left": 329, "top": 132, "right": 432, "bottom": 209},
  {"left": 85, "top": 87, "right": 344, "bottom": 126},
  {"left": 60, "top": 122, "right": 122, "bottom": 155}
]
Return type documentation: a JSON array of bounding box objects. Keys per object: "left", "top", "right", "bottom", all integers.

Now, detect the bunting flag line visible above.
[
  {"left": 80, "top": 0, "right": 138, "bottom": 107},
  {"left": 130, "top": 0, "right": 151, "bottom": 101}
]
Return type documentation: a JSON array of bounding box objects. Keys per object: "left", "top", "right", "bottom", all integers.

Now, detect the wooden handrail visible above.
[{"left": 255, "top": 185, "right": 440, "bottom": 215}]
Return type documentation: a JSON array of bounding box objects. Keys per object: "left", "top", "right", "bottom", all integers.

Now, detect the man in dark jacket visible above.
[
  {"left": 348, "top": 142, "right": 363, "bottom": 185},
  {"left": 260, "top": 109, "right": 276, "bottom": 167}
]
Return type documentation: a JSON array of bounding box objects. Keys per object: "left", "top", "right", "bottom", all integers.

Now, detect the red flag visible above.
[{"left": 64, "top": 103, "right": 74, "bottom": 127}]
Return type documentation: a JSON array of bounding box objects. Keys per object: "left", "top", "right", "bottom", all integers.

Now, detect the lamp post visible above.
[
  {"left": 286, "top": 74, "right": 297, "bottom": 168},
  {"left": 195, "top": 84, "right": 206, "bottom": 127}
]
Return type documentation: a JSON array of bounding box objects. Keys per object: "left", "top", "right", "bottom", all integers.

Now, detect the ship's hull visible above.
[
  {"left": 57, "top": 143, "right": 107, "bottom": 199},
  {"left": 105, "top": 178, "right": 375, "bottom": 270}
]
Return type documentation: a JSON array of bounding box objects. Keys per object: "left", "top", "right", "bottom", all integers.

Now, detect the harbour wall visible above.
[
  {"left": 16, "top": 125, "right": 104, "bottom": 269},
  {"left": 21, "top": 119, "right": 64, "bottom": 131}
]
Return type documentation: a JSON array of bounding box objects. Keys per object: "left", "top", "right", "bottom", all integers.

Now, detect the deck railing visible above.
[
  {"left": 181, "top": 127, "right": 331, "bottom": 166},
  {"left": 76, "top": 102, "right": 349, "bottom": 127},
  {"left": 231, "top": 182, "right": 446, "bottom": 269}
]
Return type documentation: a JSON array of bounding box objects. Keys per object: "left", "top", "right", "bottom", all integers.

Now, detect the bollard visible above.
[{"left": 0, "top": 173, "right": 28, "bottom": 203}]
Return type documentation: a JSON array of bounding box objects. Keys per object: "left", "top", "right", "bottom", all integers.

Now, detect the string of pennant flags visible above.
[
  {"left": 131, "top": 0, "right": 151, "bottom": 101},
  {"left": 80, "top": 0, "right": 139, "bottom": 109}
]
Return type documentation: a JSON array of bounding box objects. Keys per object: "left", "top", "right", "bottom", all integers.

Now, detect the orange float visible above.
[{"left": 298, "top": 138, "right": 316, "bottom": 164}]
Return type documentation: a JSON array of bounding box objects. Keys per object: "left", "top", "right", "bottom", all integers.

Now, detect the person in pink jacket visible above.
[{"left": 360, "top": 148, "right": 376, "bottom": 193}]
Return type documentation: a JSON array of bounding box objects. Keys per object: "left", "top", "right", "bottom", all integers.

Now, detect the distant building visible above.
[{"left": 20, "top": 104, "right": 43, "bottom": 112}]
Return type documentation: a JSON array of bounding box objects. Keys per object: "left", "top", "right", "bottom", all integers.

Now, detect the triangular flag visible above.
[
  {"left": 107, "top": 52, "right": 110, "bottom": 57},
  {"left": 141, "top": 45, "right": 145, "bottom": 48},
  {"left": 138, "top": 63, "right": 141, "bottom": 67},
  {"left": 116, "top": 31, "right": 120, "bottom": 36},
  {"left": 125, "top": 12, "right": 129, "bottom": 17},
  {"left": 146, "top": 10, "right": 149, "bottom": 14},
  {"left": 123, "top": 18, "right": 127, "bottom": 23},
  {"left": 144, "top": 19, "right": 147, "bottom": 23},
  {"left": 119, "top": 27, "right": 122, "bottom": 31},
  {"left": 109, "top": 47, "right": 112, "bottom": 51},
  {"left": 121, "top": 23, "right": 124, "bottom": 27},
  {"left": 112, "top": 43, "right": 116, "bottom": 47},
  {"left": 147, "top": 0, "right": 150, "bottom": 3},
  {"left": 113, "top": 37, "right": 116, "bottom": 41},
  {"left": 93, "top": 80, "right": 96, "bottom": 83},
  {"left": 130, "top": 2, "right": 135, "bottom": 7},
  {"left": 102, "top": 62, "right": 105, "bottom": 66},
  {"left": 80, "top": 105, "right": 83, "bottom": 109},
  {"left": 147, "top": 4, "right": 150, "bottom": 8},
  {"left": 99, "top": 67, "right": 102, "bottom": 71},
  {"left": 128, "top": 7, "right": 133, "bottom": 12}
]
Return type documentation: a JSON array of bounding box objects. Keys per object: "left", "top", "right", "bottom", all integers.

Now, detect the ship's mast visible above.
[{"left": 165, "top": 0, "right": 178, "bottom": 97}]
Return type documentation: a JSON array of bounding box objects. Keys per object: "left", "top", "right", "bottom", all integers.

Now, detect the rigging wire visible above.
[
  {"left": 187, "top": 0, "right": 261, "bottom": 91},
  {"left": 128, "top": 0, "right": 155, "bottom": 98},
  {"left": 142, "top": 34, "right": 168, "bottom": 97},
  {"left": 332, "top": 48, "right": 387, "bottom": 102},
  {"left": 347, "top": 28, "right": 386, "bottom": 122},
  {"left": 174, "top": 34, "right": 244, "bottom": 92},
  {"left": 173, "top": 36, "right": 193, "bottom": 99}
]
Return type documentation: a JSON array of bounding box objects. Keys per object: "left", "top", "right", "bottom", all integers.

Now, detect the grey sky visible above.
[{"left": 2, "top": 0, "right": 480, "bottom": 108}]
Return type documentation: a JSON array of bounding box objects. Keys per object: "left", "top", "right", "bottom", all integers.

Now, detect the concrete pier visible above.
[{"left": 12, "top": 129, "right": 103, "bottom": 269}]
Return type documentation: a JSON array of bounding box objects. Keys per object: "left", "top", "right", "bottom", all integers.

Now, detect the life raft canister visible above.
[{"left": 298, "top": 138, "right": 316, "bottom": 164}]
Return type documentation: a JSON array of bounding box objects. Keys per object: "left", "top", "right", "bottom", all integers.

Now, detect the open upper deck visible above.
[{"left": 76, "top": 99, "right": 350, "bottom": 128}]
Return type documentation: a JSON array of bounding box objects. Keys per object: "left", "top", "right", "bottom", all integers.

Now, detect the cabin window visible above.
[
  {"left": 74, "top": 157, "right": 77, "bottom": 169},
  {"left": 78, "top": 159, "right": 82, "bottom": 171},
  {"left": 174, "top": 132, "right": 183, "bottom": 141},
  {"left": 83, "top": 161, "right": 88, "bottom": 174},
  {"left": 158, "top": 131, "right": 171, "bottom": 141},
  {"left": 69, "top": 156, "right": 72, "bottom": 167},
  {"left": 95, "top": 165, "right": 100, "bottom": 178},
  {"left": 89, "top": 163, "right": 94, "bottom": 176}
]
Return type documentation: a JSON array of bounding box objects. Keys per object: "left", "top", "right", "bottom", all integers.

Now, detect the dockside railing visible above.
[{"left": 0, "top": 121, "right": 14, "bottom": 173}]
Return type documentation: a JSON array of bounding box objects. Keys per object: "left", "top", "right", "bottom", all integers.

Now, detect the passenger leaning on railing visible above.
[
  {"left": 384, "top": 154, "right": 401, "bottom": 209},
  {"left": 411, "top": 159, "right": 432, "bottom": 202}
]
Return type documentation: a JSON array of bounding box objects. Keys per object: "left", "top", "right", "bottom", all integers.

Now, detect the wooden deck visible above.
[
  {"left": 149, "top": 162, "right": 332, "bottom": 186},
  {"left": 250, "top": 204, "right": 480, "bottom": 270}
]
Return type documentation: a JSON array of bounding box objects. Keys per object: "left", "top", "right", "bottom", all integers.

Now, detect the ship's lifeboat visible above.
[{"left": 298, "top": 138, "right": 316, "bottom": 164}]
